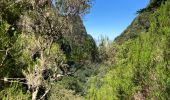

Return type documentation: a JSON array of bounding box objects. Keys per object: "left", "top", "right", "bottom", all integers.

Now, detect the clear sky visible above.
[{"left": 83, "top": 0, "right": 150, "bottom": 41}]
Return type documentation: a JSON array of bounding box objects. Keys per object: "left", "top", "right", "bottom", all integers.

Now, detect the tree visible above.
[
  {"left": 55, "top": 0, "right": 92, "bottom": 16},
  {"left": 0, "top": 0, "right": 93, "bottom": 99}
]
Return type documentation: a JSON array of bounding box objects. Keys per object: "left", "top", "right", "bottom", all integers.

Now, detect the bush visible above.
[{"left": 0, "top": 83, "right": 30, "bottom": 100}]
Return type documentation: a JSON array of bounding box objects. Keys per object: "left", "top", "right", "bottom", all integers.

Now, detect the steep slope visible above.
[
  {"left": 87, "top": 0, "right": 170, "bottom": 99},
  {"left": 59, "top": 16, "right": 98, "bottom": 62},
  {"left": 115, "top": 0, "right": 167, "bottom": 44}
]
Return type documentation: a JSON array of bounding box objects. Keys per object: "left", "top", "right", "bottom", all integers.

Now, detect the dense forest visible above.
[{"left": 0, "top": 0, "right": 170, "bottom": 100}]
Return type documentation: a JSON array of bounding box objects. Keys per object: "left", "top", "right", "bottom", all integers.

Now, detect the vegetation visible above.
[
  {"left": 0, "top": 0, "right": 170, "bottom": 100},
  {"left": 87, "top": 0, "right": 170, "bottom": 99},
  {"left": 0, "top": 0, "right": 95, "bottom": 99}
]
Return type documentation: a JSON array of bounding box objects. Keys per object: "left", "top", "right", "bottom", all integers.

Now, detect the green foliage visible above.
[
  {"left": 55, "top": 0, "right": 92, "bottom": 15},
  {"left": 0, "top": 16, "right": 10, "bottom": 48},
  {"left": 98, "top": 36, "right": 117, "bottom": 64},
  {"left": 0, "top": 0, "right": 96, "bottom": 99},
  {"left": 65, "top": 33, "right": 98, "bottom": 64},
  {"left": 98, "top": 36, "right": 110, "bottom": 62},
  {"left": 0, "top": 0, "right": 27, "bottom": 78},
  {"left": 48, "top": 84, "right": 82, "bottom": 100},
  {"left": 57, "top": 63, "right": 98, "bottom": 96},
  {"left": 58, "top": 76, "right": 84, "bottom": 93},
  {"left": 87, "top": 0, "right": 170, "bottom": 99},
  {"left": 0, "top": 16, "right": 22, "bottom": 78},
  {"left": 0, "top": 83, "right": 30, "bottom": 100},
  {"left": 137, "top": 0, "right": 167, "bottom": 14},
  {"left": 87, "top": 41, "right": 137, "bottom": 100}
]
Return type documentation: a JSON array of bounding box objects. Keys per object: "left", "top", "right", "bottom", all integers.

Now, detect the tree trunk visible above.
[{"left": 32, "top": 87, "right": 39, "bottom": 100}]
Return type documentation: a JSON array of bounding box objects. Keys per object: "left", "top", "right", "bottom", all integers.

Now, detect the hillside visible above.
[{"left": 87, "top": 0, "right": 170, "bottom": 99}]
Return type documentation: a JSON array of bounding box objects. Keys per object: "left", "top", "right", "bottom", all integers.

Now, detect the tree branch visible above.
[
  {"left": 38, "top": 87, "right": 51, "bottom": 100},
  {"left": 0, "top": 77, "right": 27, "bottom": 85},
  {"left": 0, "top": 48, "right": 10, "bottom": 67}
]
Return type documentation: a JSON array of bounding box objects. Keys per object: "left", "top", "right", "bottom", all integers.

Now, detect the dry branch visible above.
[{"left": 0, "top": 48, "right": 11, "bottom": 67}]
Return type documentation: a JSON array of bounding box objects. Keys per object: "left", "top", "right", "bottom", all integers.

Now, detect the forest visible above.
[{"left": 0, "top": 0, "right": 170, "bottom": 100}]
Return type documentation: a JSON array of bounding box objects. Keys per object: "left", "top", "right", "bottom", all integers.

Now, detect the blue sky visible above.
[{"left": 83, "top": 0, "right": 149, "bottom": 41}]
